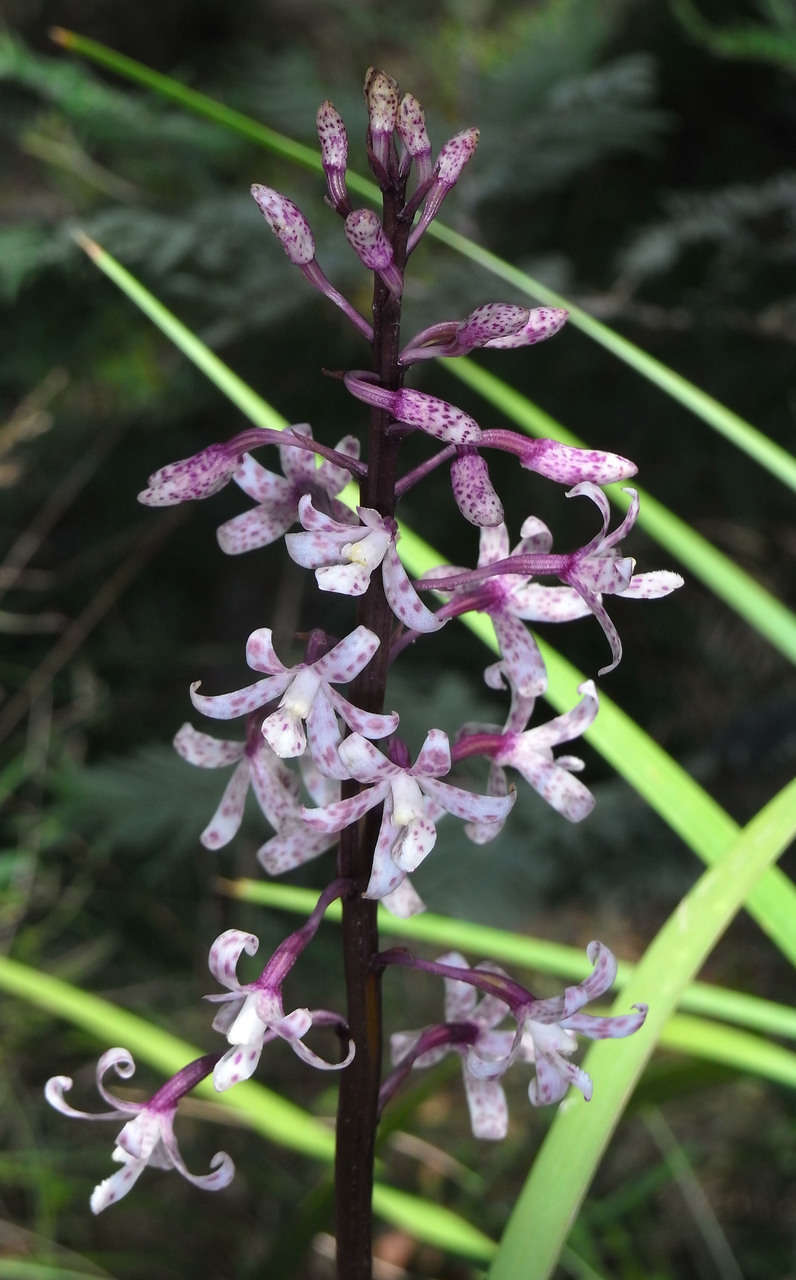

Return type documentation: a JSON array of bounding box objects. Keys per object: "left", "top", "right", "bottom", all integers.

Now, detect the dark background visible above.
[{"left": 1, "top": 1, "right": 794, "bottom": 1276}]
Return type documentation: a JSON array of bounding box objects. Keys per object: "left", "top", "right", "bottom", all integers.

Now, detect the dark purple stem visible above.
[{"left": 334, "top": 160, "right": 410, "bottom": 1280}]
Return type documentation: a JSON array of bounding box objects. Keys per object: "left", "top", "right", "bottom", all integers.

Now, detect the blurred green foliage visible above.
[{"left": 1, "top": 1, "right": 794, "bottom": 1277}]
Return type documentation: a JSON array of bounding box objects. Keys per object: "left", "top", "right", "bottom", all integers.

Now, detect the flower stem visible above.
[{"left": 334, "top": 171, "right": 409, "bottom": 1280}]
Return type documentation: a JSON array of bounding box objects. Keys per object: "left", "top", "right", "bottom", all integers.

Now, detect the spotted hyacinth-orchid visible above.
[
  {"left": 420, "top": 485, "right": 683, "bottom": 674},
  {"left": 189, "top": 625, "right": 398, "bottom": 760},
  {"left": 382, "top": 940, "right": 648, "bottom": 1112},
  {"left": 300, "top": 729, "right": 515, "bottom": 901},
  {"left": 384, "top": 951, "right": 518, "bottom": 1139},
  {"left": 216, "top": 422, "right": 360, "bottom": 555},
  {"left": 454, "top": 679, "right": 600, "bottom": 830},
  {"left": 206, "top": 882, "right": 355, "bottom": 1091},
  {"left": 285, "top": 497, "right": 442, "bottom": 632},
  {"left": 45, "top": 1050, "right": 234, "bottom": 1212}
]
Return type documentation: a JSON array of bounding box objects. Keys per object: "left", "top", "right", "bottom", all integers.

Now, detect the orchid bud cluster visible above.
[{"left": 47, "top": 67, "right": 682, "bottom": 1225}]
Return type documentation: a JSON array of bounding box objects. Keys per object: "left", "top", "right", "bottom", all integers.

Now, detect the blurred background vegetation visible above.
[{"left": 1, "top": 0, "right": 794, "bottom": 1276}]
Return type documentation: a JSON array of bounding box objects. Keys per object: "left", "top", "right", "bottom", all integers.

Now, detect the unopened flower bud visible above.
[
  {"left": 397, "top": 93, "right": 432, "bottom": 183},
  {"left": 345, "top": 210, "right": 402, "bottom": 296},
  {"left": 364, "top": 67, "right": 399, "bottom": 171},
  {"left": 316, "top": 100, "right": 350, "bottom": 212},
  {"left": 344, "top": 372, "right": 482, "bottom": 444},
  {"left": 485, "top": 306, "right": 568, "bottom": 349},
  {"left": 451, "top": 448, "right": 504, "bottom": 527},
  {"left": 407, "top": 127, "right": 480, "bottom": 252},
  {"left": 250, "top": 185, "right": 315, "bottom": 265}
]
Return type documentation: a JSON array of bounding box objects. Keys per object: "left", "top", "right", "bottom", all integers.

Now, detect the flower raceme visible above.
[{"left": 49, "top": 64, "right": 678, "bottom": 1232}]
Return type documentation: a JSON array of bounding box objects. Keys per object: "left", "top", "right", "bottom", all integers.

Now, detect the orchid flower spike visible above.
[{"left": 45, "top": 1050, "right": 234, "bottom": 1213}]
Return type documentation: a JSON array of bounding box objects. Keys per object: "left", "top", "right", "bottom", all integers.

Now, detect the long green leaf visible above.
[
  {"left": 217, "top": 879, "right": 796, "bottom": 1047},
  {"left": 445, "top": 358, "right": 796, "bottom": 664},
  {"left": 487, "top": 777, "right": 796, "bottom": 1280},
  {"left": 71, "top": 236, "right": 796, "bottom": 966},
  {"left": 50, "top": 28, "right": 796, "bottom": 492},
  {"left": 0, "top": 954, "right": 495, "bottom": 1261}
]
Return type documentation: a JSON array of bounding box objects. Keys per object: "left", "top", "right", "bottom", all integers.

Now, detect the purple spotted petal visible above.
[
  {"left": 189, "top": 673, "right": 288, "bottom": 720},
  {"left": 420, "top": 775, "right": 515, "bottom": 824},
  {"left": 382, "top": 543, "right": 443, "bottom": 632},
  {"left": 217, "top": 502, "right": 295, "bottom": 555},
  {"left": 313, "top": 625, "right": 380, "bottom": 683},
  {"left": 326, "top": 687, "right": 399, "bottom": 739},
  {"left": 208, "top": 928, "right": 259, "bottom": 992},
  {"left": 306, "top": 694, "right": 349, "bottom": 780},
  {"left": 245, "top": 628, "right": 290, "bottom": 676},
  {"left": 493, "top": 611, "right": 547, "bottom": 698},
  {"left": 173, "top": 723, "right": 244, "bottom": 768},
  {"left": 233, "top": 454, "right": 292, "bottom": 504},
  {"left": 301, "top": 783, "right": 387, "bottom": 835},
  {"left": 413, "top": 728, "right": 451, "bottom": 777},
  {"left": 199, "top": 759, "right": 251, "bottom": 850},
  {"left": 381, "top": 878, "right": 425, "bottom": 917},
  {"left": 463, "top": 1072, "right": 509, "bottom": 1140},
  {"left": 338, "top": 734, "right": 397, "bottom": 783}
]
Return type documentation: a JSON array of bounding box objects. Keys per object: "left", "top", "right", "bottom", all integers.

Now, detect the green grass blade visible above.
[
  {"left": 73, "top": 236, "right": 796, "bottom": 965},
  {"left": 0, "top": 954, "right": 495, "bottom": 1260},
  {"left": 51, "top": 29, "right": 796, "bottom": 492},
  {"left": 487, "top": 777, "right": 796, "bottom": 1280},
  {"left": 217, "top": 878, "right": 796, "bottom": 1047},
  {"left": 445, "top": 358, "right": 796, "bottom": 664}
]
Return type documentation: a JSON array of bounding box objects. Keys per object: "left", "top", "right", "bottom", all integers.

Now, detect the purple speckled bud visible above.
[
  {"left": 457, "top": 303, "right": 530, "bottom": 348},
  {"left": 435, "top": 127, "right": 480, "bottom": 186},
  {"left": 345, "top": 210, "right": 391, "bottom": 270},
  {"left": 397, "top": 93, "right": 432, "bottom": 183},
  {"left": 364, "top": 67, "right": 399, "bottom": 170},
  {"left": 250, "top": 185, "right": 315, "bottom": 265},
  {"left": 345, "top": 210, "right": 402, "bottom": 296},
  {"left": 407, "top": 126, "right": 480, "bottom": 253},
  {"left": 138, "top": 443, "right": 239, "bottom": 507},
  {"left": 316, "top": 100, "right": 349, "bottom": 212},
  {"left": 344, "top": 372, "right": 482, "bottom": 444},
  {"left": 451, "top": 448, "right": 504, "bottom": 527},
  {"left": 485, "top": 306, "right": 568, "bottom": 349}
]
